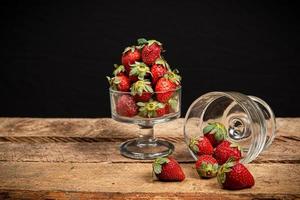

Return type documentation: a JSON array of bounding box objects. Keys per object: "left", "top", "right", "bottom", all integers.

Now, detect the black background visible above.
[{"left": 1, "top": 1, "right": 299, "bottom": 117}]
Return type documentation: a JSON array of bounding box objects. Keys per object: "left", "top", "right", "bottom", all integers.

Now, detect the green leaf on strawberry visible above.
[
  {"left": 155, "top": 58, "right": 170, "bottom": 70},
  {"left": 164, "top": 69, "right": 181, "bottom": 85},
  {"left": 203, "top": 122, "right": 227, "bottom": 142},
  {"left": 138, "top": 100, "right": 165, "bottom": 118},
  {"left": 230, "top": 142, "right": 242, "bottom": 152},
  {"left": 129, "top": 61, "right": 150, "bottom": 80},
  {"left": 130, "top": 80, "right": 153, "bottom": 96},
  {"left": 189, "top": 137, "right": 200, "bottom": 153},
  {"left": 168, "top": 98, "right": 178, "bottom": 111},
  {"left": 122, "top": 46, "right": 136, "bottom": 54},
  {"left": 113, "top": 64, "right": 125, "bottom": 76},
  {"left": 152, "top": 157, "right": 169, "bottom": 174},
  {"left": 137, "top": 38, "right": 148, "bottom": 45},
  {"left": 147, "top": 39, "right": 162, "bottom": 46},
  {"left": 217, "top": 158, "right": 235, "bottom": 184}
]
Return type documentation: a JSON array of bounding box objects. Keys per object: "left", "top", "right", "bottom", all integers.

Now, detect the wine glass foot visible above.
[{"left": 120, "top": 138, "right": 174, "bottom": 160}]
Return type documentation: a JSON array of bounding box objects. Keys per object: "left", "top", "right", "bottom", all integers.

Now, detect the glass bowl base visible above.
[{"left": 120, "top": 138, "right": 174, "bottom": 160}]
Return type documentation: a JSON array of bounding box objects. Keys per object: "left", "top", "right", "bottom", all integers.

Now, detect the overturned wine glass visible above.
[{"left": 184, "top": 91, "right": 276, "bottom": 163}]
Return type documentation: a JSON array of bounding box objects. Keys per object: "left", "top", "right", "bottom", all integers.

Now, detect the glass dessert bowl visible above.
[
  {"left": 184, "top": 91, "right": 276, "bottom": 164},
  {"left": 109, "top": 86, "right": 181, "bottom": 159}
]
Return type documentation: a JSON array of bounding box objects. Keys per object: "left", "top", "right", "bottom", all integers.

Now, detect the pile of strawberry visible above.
[
  {"left": 107, "top": 38, "right": 181, "bottom": 118},
  {"left": 152, "top": 122, "right": 255, "bottom": 190}
]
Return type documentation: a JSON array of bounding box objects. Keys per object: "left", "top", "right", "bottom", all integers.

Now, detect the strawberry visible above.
[
  {"left": 217, "top": 159, "right": 255, "bottom": 190},
  {"left": 153, "top": 156, "right": 185, "bottom": 182},
  {"left": 137, "top": 100, "right": 167, "bottom": 118},
  {"left": 155, "top": 70, "right": 181, "bottom": 103},
  {"left": 129, "top": 61, "right": 151, "bottom": 81},
  {"left": 116, "top": 95, "right": 138, "bottom": 117},
  {"left": 189, "top": 137, "right": 214, "bottom": 156},
  {"left": 130, "top": 80, "right": 153, "bottom": 102},
  {"left": 128, "top": 74, "right": 139, "bottom": 83},
  {"left": 138, "top": 38, "right": 162, "bottom": 65},
  {"left": 113, "top": 64, "right": 126, "bottom": 76},
  {"left": 195, "top": 155, "right": 219, "bottom": 178},
  {"left": 203, "top": 122, "right": 227, "bottom": 147},
  {"left": 151, "top": 58, "right": 170, "bottom": 85},
  {"left": 214, "top": 140, "right": 242, "bottom": 165},
  {"left": 121, "top": 46, "right": 141, "bottom": 73},
  {"left": 106, "top": 75, "right": 130, "bottom": 92},
  {"left": 156, "top": 104, "right": 168, "bottom": 117}
]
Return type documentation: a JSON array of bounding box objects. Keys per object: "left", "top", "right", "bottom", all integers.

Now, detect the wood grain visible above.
[
  {"left": 0, "top": 118, "right": 299, "bottom": 139},
  {"left": 0, "top": 118, "right": 299, "bottom": 164},
  {"left": 0, "top": 137, "right": 299, "bottom": 164},
  {"left": 0, "top": 162, "right": 299, "bottom": 196},
  {"left": 0, "top": 118, "right": 299, "bottom": 199},
  {"left": 1, "top": 191, "right": 298, "bottom": 200}
]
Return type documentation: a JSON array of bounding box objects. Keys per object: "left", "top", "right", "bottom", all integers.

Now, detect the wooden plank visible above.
[
  {"left": 0, "top": 118, "right": 139, "bottom": 139},
  {"left": 0, "top": 141, "right": 190, "bottom": 163},
  {"left": 0, "top": 118, "right": 299, "bottom": 139},
  {"left": 0, "top": 162, "right": 299, "bottom": 197},
  {"left": 0, "top": 136, "right": 299, "bottom": 164},
  {"left": 0, "top": 190, "right": 298, "bottom": 200}
]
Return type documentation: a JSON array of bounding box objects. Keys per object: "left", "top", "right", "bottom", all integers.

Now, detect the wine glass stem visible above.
[{"left": 139, "top": 125, "right": 156, "bottom": 142}]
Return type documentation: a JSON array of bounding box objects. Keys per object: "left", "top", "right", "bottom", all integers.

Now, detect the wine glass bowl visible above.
[
  {"left": 109, "top": 86, "right": 181, "bottom": 159},
  {"left": 184, "top": 91, "right": 276, "bottom": 164}
]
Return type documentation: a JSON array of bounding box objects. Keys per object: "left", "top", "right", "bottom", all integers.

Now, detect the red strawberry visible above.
[
  {"left": 151, "top": 58, "right": 170, "bottom": 85},
  {"left": 107, "top": 75, "right": 130, "bottom": 92},
  {"left": 153, "top": 156, "right": 185, "bottom": 182},
  {"left": 137, "top": 100, "right": 167, "bottom": 118},
  {"left": 217, "top": 159, "right": 255, "bottom": 190},
  {"left": 116, "top": 95, "right": 138, "bottom": 117},
  {"left": 128, "top": 74, "right": 138, "bottom": 83},
  {"left": 111, "top": 64, "right": 136, "bottom": 86},
  {"left": 155, "top": 70, "right": 181, "bottom": 103},
  {"left": 121, "top": 46, "right": 141, "bottom": 72},
  {"left": 138, "top": 38, "right": 162, "bottom": 65},
  {"left": 156, "top": 105, "right": 168, "bottom": 117},
  {"left": 214, "top": 140, "right": 242, "bottom": 165},
  {"left": 195, "top": 155, "right": 219, "bottom": 178},
  {"left": 164, "top": 103, "right": 170, "bottom": 115},
  {"left": 113, "top": 64, "right": 126, "bottom": 76},
  {"left": 130, "top": 80, "right": 153, "bottom": 102},
  {"left": 189, "top": 137, "right": 214, "bottom": 156},
  {"left": 129, "top": 61, "right": 151, "bottom": 81},
  {"left": 203, "top": 122, "right": 227, "bottom": 147}
]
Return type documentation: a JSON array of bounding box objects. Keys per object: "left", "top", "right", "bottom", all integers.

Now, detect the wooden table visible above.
[{"left": 0, "top": 118, "right": 299, "bottom": 199}]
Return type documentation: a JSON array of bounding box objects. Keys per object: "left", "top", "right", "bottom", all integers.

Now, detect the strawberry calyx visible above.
[
  {"left": 130, "top": 80, "right": 153, "bottom": 96},
  {"left": 164, "top": 69, "right": 181, "bottom": 85},
  {"left": 137, "top": 38, "right": 148, "bottom": 45},
  {"left": 137, "top": 100, "right": 165, "bottom": 118},
  {"left": 155, "top": 58, "right": 170, "bottom": 71},
  {"left": 113, "top": 64, "right": 125, "bottom": 76},
  {"left": 168, "top": 98, "right": 178, "bottom": 111},
  {"left": 189, "top": 137, "right": 200, "bottom": 153},
  {"left": 229, "top": 142, "right": 242, "bottom": 152},
  {"left": 217, "top": 157, "right": 236, "bottom": 185},
  {"left": 153, "top": 157, "right": 169, "bottom": 175},
  {"left": 137, "top": 38, "right": 162, "bottom": 46},
  {"left": 106, "top": 76, "right": 121, "bottom": 90},
  {"left": 203, "top": 122, "right": 227, "bottom": 142},
  {"left": 148, "top": 39, "right": 162, "bottom": 46},
  {"left": 129, "top": 61, "right": 150, "bottom": 80},
  {"left": 197, "top": 162, "right": 219, "bottom": 178},
  {"left": 122, "top": 46, "right": 136, "bottom": 54}
]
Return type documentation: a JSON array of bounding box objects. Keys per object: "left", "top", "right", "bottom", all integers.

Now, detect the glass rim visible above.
[{"left": 109, "top": 85, "right": 182, "bottom": 94}]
